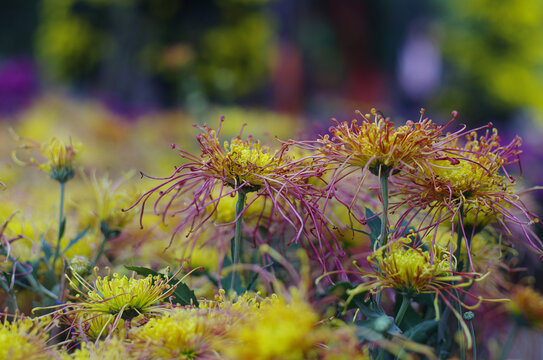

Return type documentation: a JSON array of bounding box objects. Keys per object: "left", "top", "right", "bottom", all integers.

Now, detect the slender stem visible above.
[
  {"left": 454, "top": 205, "right": 465, "bottom": 272},
  {"left": 468, "top": 319, "right": 476, "bottom": 360},
  {"left": 92, "top": 234, "right": 108, "bottom": 267},
  {"left": 230, "top": 190, "right": 246, "bottom": 293},
  {"left": 375, "top": 169, "right": 389, "bottom": 308},
  {"left": 378, "top": 169, "right": 389, "bottom": 248},
  {"left": 51, "top": 182, "right": 66, "bottom": 269},
  {"left": 499, "top": 323, "right": 518, "bottom": 360},
  {"left": 395, "top": 294, "right": 409, "bottom": 325},
  {"left": 0, "top": 280, "right": 17, "bottom": 314}
]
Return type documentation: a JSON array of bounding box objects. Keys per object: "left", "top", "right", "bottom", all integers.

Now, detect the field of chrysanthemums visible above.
[{"left": 2, "top": 95, "right": 543, "bottom": 360}]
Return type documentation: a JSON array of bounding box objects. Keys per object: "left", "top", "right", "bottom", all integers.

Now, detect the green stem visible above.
[
  {"left": 454, "top": 205, "right": 465, "bottom": 272},
  {"left": 395, "top": 294, "right": 409, "bottom": 325},
  {"left": 51, "top": 182, "right": 66, "bottom": 269},
  {"left": 378, "top": 169, "right": 389, "bottom": 248},
  {"left": 0, "top": 280, "right": 17, "bottom": 314},
  {"left": 468, "top": 319, "right": 476, "bottom": 360},
  {"left": 230, "top": 190, "right": 246, "bottom": 293},
  {"left": 92, "top": 234, "right": 108, "bottom": 267},
  {"left": 499, "top": 323, "right": 518, "bottom": 360}
]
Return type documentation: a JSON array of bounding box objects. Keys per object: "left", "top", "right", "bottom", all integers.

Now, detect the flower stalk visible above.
[{"left": 231, "top": 190, "right": 247, "bottom": 292}]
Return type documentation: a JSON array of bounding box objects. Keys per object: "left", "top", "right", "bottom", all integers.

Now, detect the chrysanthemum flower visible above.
[
  {"left": 506, "top": 284, "right": 543, "bottom": 330},
  {"left": 0, "top": 315, "right": 56, "bottom": 360},
  {"left": 392, "top": 127, "right": 541, "bottom": 255},
  {"left": 313, "top": 109, "right": 457, "bottom": 177},
  {"left": 130, "top": 307, "right": 225, "bottom": 359},
  {"left": 224, "top": 290, "right": 319, "bottom": 360},
  {"left": 126, "top": 118, "right": 343, "bottom": 271},
  {"left": 13, "top": 136, "right": 81, "bottom": 183},
  {"left": 345, "top": 238, "right": 486, "bottom": 349},
  {"left": 60, "top": 269, "right": 178, "bottom": 338},
  {"left": 62, "top": 336, "right": 132, "bottom": 360}
]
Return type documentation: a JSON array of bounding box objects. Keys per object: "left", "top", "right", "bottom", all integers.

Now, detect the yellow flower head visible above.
[
  {"left": 319, "top": 109, "right": 449, "bottom": 176},
  {"left": 80, "top": 172, "right": 138, "bottom": 236},
  {"left": 67, "top": 270, "right": 176, "bottom": 321},
  {"left": 62, "top": 336, "right": 130, "bottom": 360},
  {"left": 13, "top": 136, "right": 82, "bottom": 183},
  {"left": 130, "top": 308, "right": 224, "bottom": 359},
  {"left": 368, "top": 238, "right": 455, "bottom": 295},
  {"left": 413, "top": 128, "right": 518, "bottom": 212},
  {"left": 197, "top": 124, "right": 290, "bottom": 191},
  {"left": 0, "top": 316, "right": 55, "bottom": 360},
  {"left": 506, "top": 285, "right": 543, "bottom": 330},
  {"left": 224, "top": 289, "right": 319, "bottom": 360}
]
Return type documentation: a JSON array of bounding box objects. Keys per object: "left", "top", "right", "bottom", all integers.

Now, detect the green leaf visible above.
[
  {"left": 124, "top": 265, "right": 199, "bottom": 307},
  {"left": 62, "top": 227, "right": 89, "bottom": 255},
  {"left": 365, "top": 208, "right": 382, "bottom": 249},
  {"left": 59, "top": 217, "right": 66, "bottom": 239},
  {"left": 404, "top": 320, "right": 438, "bottom": 343},
  {"left": 124, "top": 265, "right": 158, "bottom": 277}
]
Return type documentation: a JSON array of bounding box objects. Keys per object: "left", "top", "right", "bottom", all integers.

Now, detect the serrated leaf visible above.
[{"left": 124, "top": 265, "right": 199, "bottom": 307}]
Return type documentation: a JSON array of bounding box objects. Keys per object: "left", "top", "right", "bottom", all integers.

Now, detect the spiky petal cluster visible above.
[
  {"left": 0, "top": 315, "right": 55, "bottom": 360},
  {"left": 316, "top": 109, "right": 455, "bottom": 176},
  {"left": 345, "top": 238, "right": 486, "bottom": 349},
  {"left": 392, "top": 127, "right": 541, "bottom": 253},
  {"left": 13, "top": 136, "right": 81, "bottom": 183},
  {"left": 126, "top": 118, "right": 344, "bottom": 272},
  {"left": 61, "top": 270, "right": 178, "bottom": 340}
]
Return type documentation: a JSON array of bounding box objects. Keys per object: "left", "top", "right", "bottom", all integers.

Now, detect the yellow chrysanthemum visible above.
[
  {"left": 68, "top": 271, "right": 176, "bottom": 320},
  {"left": 368, "top": 239, "right": 455, "bottom": 295},
  {"left": 62, "top": 336, "right": 132, "bottom": 360},
  {"left": 0, "top": 316, "right": 54, "bottom": 360},
  {"left": 506, "top": 285, "right": 543, "bottom": 330},
  {"left": 319, "top": 109, "right": 449, "bottom": 176},
  {"left": 224, "top": 289, "right": 319, "bottom": 360},
  {"left": 130, "top": 308, "right": 223, "bottom": 359},
  {"left": 13, "top": 136, "right": 82, "bottom": 183}
]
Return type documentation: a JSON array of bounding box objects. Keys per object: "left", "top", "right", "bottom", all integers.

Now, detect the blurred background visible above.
[{"left": 1, "top": 0, "right": 543, "bottom": 186}]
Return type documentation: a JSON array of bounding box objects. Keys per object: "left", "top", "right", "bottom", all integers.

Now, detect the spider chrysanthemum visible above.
[
  {"left": 62, "top": 269, "right": 177, "bottom": 335},
  {"left": 126, "top": 118, "right": 344, "bottom": 271},
  {"left": 315, "top": 109, "right": 457, "bottom": 177},
  {"left": 392, "top": 127, "right": 542, "bottom": 254}
]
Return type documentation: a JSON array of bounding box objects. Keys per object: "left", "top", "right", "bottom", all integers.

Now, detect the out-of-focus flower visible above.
[
  {"left": 127, "top": 118, "right": 343, "bottom": 272},
  {"left": 13, "top": 136, "right": 81, "bottom": 183},
  {"left": 79, "top": 172, "right": 138, "bottom": 237},
  {"left": 506, "top": 284, "right": 543, "bottom": 330},
  {"left": 130, "top": 307, "right": 224, "bottom": 359},
  {"left": 61, "top": 336, "right": 132, "bottom": 360},
  {"left": 0, "top": 315, "right": 56, "bottom": 360},
  {"left": 223, "top": 289, "right": 319, "bottom": 360}
]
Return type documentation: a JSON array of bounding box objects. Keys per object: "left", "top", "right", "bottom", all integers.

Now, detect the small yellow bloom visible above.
[
  {"left": 67, "top": 270, "right": 176, "bottom": 321},
  {"left": 0, "top": 316, "right": 55, "bottom": 360},
  {"left": 13, "top": 136, "right": 82, "bottom": 183}
]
